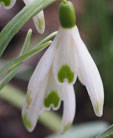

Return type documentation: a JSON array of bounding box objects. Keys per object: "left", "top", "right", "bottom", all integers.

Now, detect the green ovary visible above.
[
  {"left": 58, "top": 64, "right": 74, "bottom": 83},
  {"left": 0, "top": 0, "right": 11, "bottom": 6},
  {"left": 44, "top": 91, "right": 60, "bottom": 108},
  {"left": 22, "top": 113, "right": 32, "bottom": 129}
]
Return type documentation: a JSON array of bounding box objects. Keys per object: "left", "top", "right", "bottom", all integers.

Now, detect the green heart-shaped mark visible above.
[
  {"left": 58, "top": 64, "right": 74, "bottom": 83},
  {"left": 44, "top": 91, "right": 60, "bottom": 108}
]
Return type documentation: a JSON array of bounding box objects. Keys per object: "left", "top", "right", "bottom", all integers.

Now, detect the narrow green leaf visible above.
[
  {"left": 20, "top": 29, "right": 32, "bottom": 54},
  {"left": 39, "top": 31, "right": 57, "bottom": 44},
  {"left": 0, "top": 41, "right": 51, "bottom": 78},
  {"left": 47, "top": 122, "right": 108, "bottom": 138},
  {"left": 96, "top": 124, "right": 113, "bottom": 138},
  {"left": 0, "top": 0, "right": 57, "bottom": 57},
  {"left": 0, "top": 31, "right": 56, "bottom": 76},
  {"left": 0, "top": 29, "right": 32, "bottom": 90}
]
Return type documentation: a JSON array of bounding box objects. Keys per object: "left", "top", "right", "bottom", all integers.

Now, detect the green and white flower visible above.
[
  {"left": 23, "top": 0, "right": 45, "bottom": 34},
  {"left": 53, "top": 1, "right": 104, "bottom": 117},
  {"left": 0, "top": 0, "right": 16, "bottom": 9}
]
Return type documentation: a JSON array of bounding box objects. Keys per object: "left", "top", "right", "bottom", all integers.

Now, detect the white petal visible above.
[
  {"left": 53, "top": 27, "right": 78, "bottom": 85},
  {"left": 22, "top": 34, "right": 59, "bottom": 131},
  {"left": 74, "top": 26, "right": 104, "bottom": 117},
  {"left": 33, "top": 11, "right": 45, "bottom": 34},
  {"left": 28, "top": 43, "right": 56, "bottom": 100},
  {"left": 1, "top": 0, "right": 16, "bottom": 9},
  {"left": 23, "top": 0, "right": 45, "bottom": 34},
  {"left": 61, "top": 84, "right": 75, "bottom": 133},
  {"left": 22, "top": 76, "right": 48, "bottom": 132}
]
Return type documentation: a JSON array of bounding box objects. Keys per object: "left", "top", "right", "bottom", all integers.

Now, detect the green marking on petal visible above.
[
  {"left": 64, "top": 122, "right": 72, "bottom": 132},
  {"left": 22, "top": 113, "right": 32, "bottom": 129},
  {"left": 44, "top": 91, "right": 60, "bottom": 108},
  {"left": 37, "top": 16, "right": 44, "bottom": 31},
  {"left": 95, "top": 99, "right": 104, "bottom": 117},
  {"left": 26, "top": 91, "right": 32, "bottom": 108},
  {"left": 0, "top": 0, "right": 11, "bottom": 7},
  {"left": 58, "top": 64, "right": 74, "bottom": 83}
]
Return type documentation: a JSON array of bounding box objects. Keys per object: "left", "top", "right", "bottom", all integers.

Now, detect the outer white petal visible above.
[
  {"left": 22, "top": 33, "right": 59, "bottom": 131},
  {"left": 1, "top": 0, "right": 16, "bottom": 9},
  {"left": 73, "top": 26, "right": 104, "bottom": 117},
  {"left": 53, "top": 27, "right": 78, "bottom": 85},
  {"left": 33, "top": 11, "right": 45, "bottom": 34},
  {"left": 61, "top": 84, "right": 75, "bottom": 133},
  {"left": 28, "top": 43, "right": 57, "bottom": 100},
  {"left": 22, "top": 76, "right": 48, "bottom": 132}
]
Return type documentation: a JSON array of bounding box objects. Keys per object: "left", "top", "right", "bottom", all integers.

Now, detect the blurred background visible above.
[{"left": 0, "top": 0, "right": 113, "bottom": 137}]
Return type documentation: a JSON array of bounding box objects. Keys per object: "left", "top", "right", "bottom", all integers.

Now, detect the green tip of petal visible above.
[
  {"left": 26, "top": 91, "right": 32, "bottom": 108},
  {"left": 63, "top": 122, "right": 72, "bottom": 133},
  {"left": 59, "top": 1, "right": 76, "bottom": 28},
  {"left": 58, "top": 64, "right": 74, "bottom": 83},
  {"left": 44, "top": 91, "right": 60, "bottom": 109},
  {"left": 94, "top": 99, "right": 104, "bottom": 117},
  {"left": 22, "top": 113, "right": 32, "bottom": 130}
]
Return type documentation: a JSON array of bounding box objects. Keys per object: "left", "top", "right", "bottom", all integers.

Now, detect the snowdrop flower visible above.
[
  {"left": 53, "top": 1, "right": 104, "bottom": 117},
  {"left": 22, "top": 37, "right": 76, "bottom": 132},
  {"left": 0, "top": 0, "right": 16, "bottom": 9},
  {"left": 22, "top": 0, "right": 104, "bottom": 133},
  {"left": 23, "top": 0, "right": 45, "bottom": 34}
]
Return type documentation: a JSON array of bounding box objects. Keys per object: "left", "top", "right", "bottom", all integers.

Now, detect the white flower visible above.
[
  {"left": 53, "top": 26, "right": 104, "bottom": 117},
  {"left": 0, "top": 0, "right": 16, "bottom": 9},
  {"left": 22, "top": 37, "right": 75, "bottom": 133},
  {"left": 22, "top": 0, "right": 104, "bottom": 133},
  {"left": 22, "top": 25, "right": 104, "bottom": 133},
  {"left": 23, "top": 0, "right": 45, "bottom": 34}
]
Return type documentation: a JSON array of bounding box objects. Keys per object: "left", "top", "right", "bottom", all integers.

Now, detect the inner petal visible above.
[
  {"left": 44, "top": 90, "right": 60, "bottom": 109},
  {"left": 43, "top": 68, "right": 62, "bottom": 110}
]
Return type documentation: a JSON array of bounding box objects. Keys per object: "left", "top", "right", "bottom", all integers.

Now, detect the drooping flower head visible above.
[
  {"left": 22, "top": 0, "right": 104, "bottom": 133},
  {"left": 53, "top": 0, "right": 104, "bottom": 117},
  {"left": 0, "top": 0, "right": 16, "bottom": 9},
  {"left": 23, "top": 0, "right": 45, "bottom": 34}
]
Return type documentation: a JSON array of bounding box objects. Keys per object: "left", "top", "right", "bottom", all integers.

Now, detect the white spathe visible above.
[{"left": 23, "top": 0, "right": 45, "bottom": 34}]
